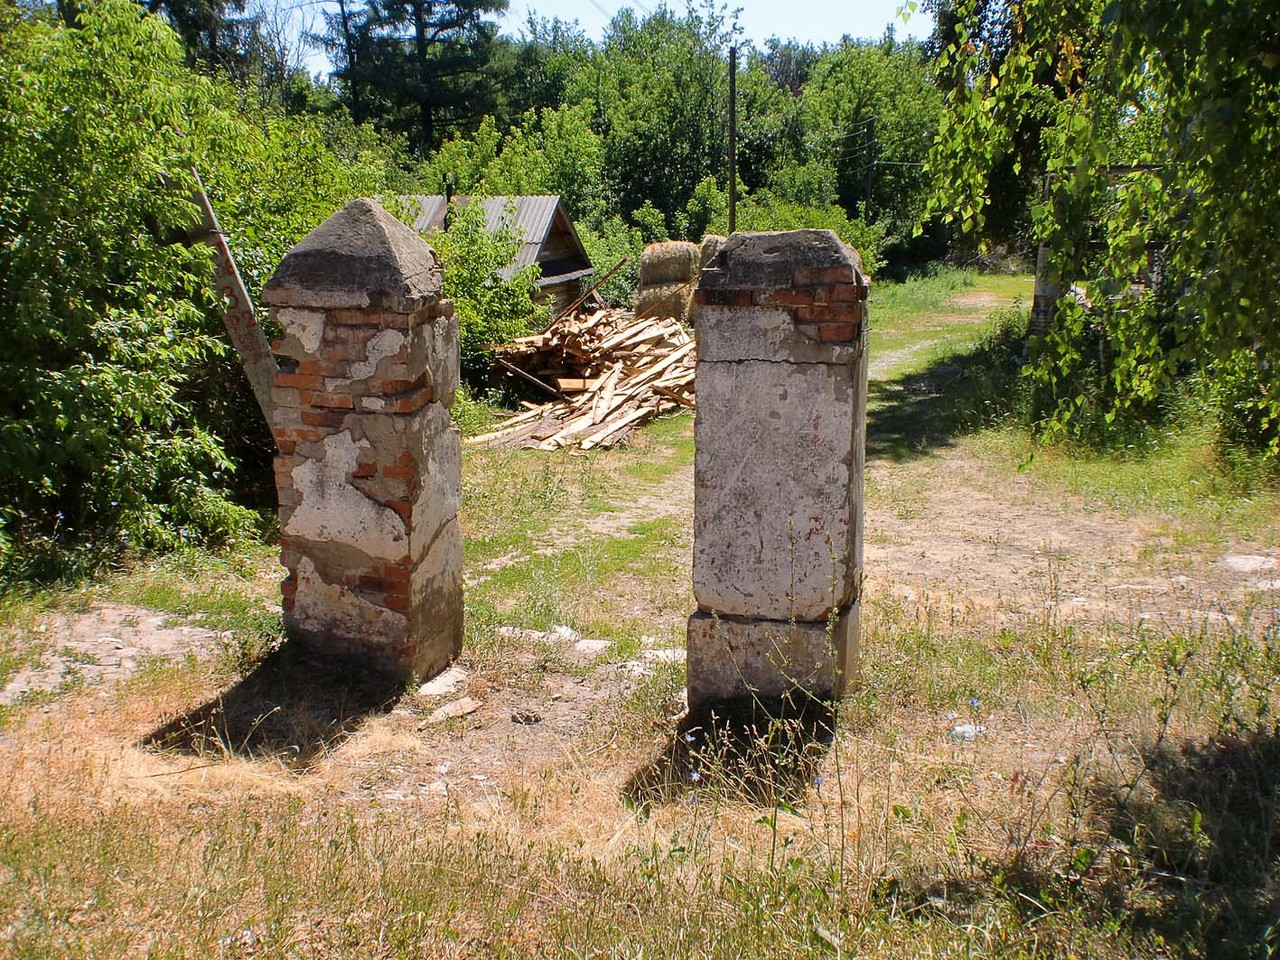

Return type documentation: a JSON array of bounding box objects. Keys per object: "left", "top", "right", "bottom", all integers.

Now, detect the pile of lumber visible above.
[{"left": 466, "top": 308, "right": 694, "bottom": 450}]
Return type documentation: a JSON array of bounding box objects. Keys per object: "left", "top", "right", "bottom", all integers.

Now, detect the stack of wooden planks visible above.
[{"left": 466, "top": 308, "right": 695, "bottom": 450}]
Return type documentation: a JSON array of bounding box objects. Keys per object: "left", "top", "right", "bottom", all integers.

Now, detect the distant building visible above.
[{"left": 404, "top": 195, "right": 595, "bottom": 313}]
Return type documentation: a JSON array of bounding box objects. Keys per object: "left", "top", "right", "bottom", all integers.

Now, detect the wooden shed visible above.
[{"left": 404, "top": 195, "right": 595, "bottom": 313}]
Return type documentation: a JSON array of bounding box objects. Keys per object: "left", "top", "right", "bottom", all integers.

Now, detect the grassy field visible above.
[{"left": 2, "top": 270, "right": 1279, "bottom": 958}]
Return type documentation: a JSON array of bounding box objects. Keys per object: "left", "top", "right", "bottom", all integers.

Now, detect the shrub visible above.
[{"left": 423, "top": 198, "right": 552, "bottom": 386}]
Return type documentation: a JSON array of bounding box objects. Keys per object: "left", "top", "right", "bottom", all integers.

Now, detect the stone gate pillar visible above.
[
  {"left": 687, "top": 230, "right": 869, "bottom": 710},
  {"left": 263, "top": 199, "right": 463, "bottom": 680}
]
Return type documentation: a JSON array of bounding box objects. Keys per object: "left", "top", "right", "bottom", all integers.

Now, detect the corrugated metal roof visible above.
[
  {"left": 400, "top": 194, "right": 593, "bottom": 283},
  {"left": 480, "top": 196, "right": 559, "bottom": 277},
  {"left": 404, "top": 195, "right": 448, "bottom": 234}
]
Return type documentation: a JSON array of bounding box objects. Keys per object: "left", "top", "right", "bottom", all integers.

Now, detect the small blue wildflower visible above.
[
  {"left": 689, "top": 770, "right": 701, "bottom": 783},
  {"left": 968, "top": 697, "right": 982, "bottom": 709},
  {"left": 684, "top": 732, "right": 696, "bottom": 743},
  {"left": 813, "top": 776, "right": 825, "bottom": 788},
  {"left": 688, "top": 792, "right": 698, "bottom": 805}
]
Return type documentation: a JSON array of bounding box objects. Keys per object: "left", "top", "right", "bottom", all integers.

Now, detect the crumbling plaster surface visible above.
[{"left": 284, "top": 431, "right": 408, "bottom": 563}]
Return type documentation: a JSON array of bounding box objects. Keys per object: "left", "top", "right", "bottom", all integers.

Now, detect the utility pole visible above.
[
  {"left": 728, "top": 45, "right": 737, "bottom": 235},
  {"left": 863, "top": 115, "right": 876, "bottom": 222}
]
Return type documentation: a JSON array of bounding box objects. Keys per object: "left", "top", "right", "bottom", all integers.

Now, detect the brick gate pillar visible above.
[
  {"left": 262, "top": 198, "right": 463, "bottom": 680},
  {"left": 687, "top": 230, "right": 869, "bottom": 710}
]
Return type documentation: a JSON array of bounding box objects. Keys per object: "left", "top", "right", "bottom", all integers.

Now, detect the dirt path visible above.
[{"left": 4, "top": 283, "right": 1276, "bottom": 798}]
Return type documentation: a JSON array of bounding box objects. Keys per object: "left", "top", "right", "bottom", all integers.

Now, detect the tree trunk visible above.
[
  {"left": 337, "top": 0, "right": 363, "bottom": 123},
  {"left": 412, "top": 0, "right": 434, "bottom": 151}
]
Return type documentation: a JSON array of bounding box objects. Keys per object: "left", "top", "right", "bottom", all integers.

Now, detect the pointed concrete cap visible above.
[
  {"left": 699, "top": 229, "right": 863, "bottom": 291},
  {"left": 264, "top": 198, "right": 443, "bottom": 310}
]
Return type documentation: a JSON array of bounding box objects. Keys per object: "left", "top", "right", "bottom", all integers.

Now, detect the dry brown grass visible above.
[{"left": 4, "top": 273, "right": 1280, "bottom": 958}]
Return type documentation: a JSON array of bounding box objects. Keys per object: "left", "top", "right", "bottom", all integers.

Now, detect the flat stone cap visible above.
[
  {"left": 264, "top": 198, "right": 443, "bottom": 310},
  {"left": 700, "top": 229, "right": 863, "bottom": 290}
]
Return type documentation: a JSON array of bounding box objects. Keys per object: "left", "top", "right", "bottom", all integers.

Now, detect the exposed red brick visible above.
[
  {"left": 831, "top": 283, "right": 862, "bottom": 303},
  {"left": 328, "top": 309, "right": 379, "bottom": 326},
  {"left": 755, "top": 288, "right": 813, "bottom": 307},
  {"left": 377, "top": 370, "right": 429, "bottom": 396},
  {"left": 387, "top": 498, "right": 412, "bottom": 523},
  {"left": 795, "top": 303, "right": 861, "bottom": 324},
  {"left": 351, "top": 461, "right": 377, "bottom": 479},
  {"left": 382, "top": 592, "right": 410, "bottom": 613},
  {"left": 816, "top": 323, "right": 859, "bottom": 342},
  {"left": 382, "top": 463, "right": 415, "bottom": 480},
  {"left": 274, "top": 427, "right": 324, "bottom": 442},
  {"left": 297, "top": 360, "right": 341, "bottom": 376},
  {"left": 276, "top": 372, "right": 324, "bottom": 390},
  {"left": 302, "top": 410, "right": 346, "bottom": 428},
  {"left": 310, "top": 391, "right": 355, "bottom": 410},
  {"left": 389, "top": 388, "right": 432, "bottom": 414},
  {"left": 275, "top": 438, "right": 296, "bottom": 455}
]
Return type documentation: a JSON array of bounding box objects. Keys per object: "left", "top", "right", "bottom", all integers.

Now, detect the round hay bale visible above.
[
  {"left": 699, "top": 234, "right": 726, "bottom": 268},
  {"left": 634, "top": 280, "right": 694, "bottom": 321},
  {"left": 638, "top": 241, "right": 700, "bottom": 286}
]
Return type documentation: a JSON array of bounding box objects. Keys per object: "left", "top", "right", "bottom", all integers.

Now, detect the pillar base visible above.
[{"left": 686, "top": 606, "right": 858, "bottom": 712}]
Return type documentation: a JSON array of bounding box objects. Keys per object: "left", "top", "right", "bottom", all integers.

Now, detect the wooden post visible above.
[{"left": 190, "top": 169, "right": 278, "bottom": 422}]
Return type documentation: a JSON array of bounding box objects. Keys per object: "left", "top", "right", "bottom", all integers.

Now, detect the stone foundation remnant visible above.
[
  {"left": 263, "top": 198, "right": 463, "bottom": 680},
  {"left": 687, "top": 229, "right": 869, "bottom": 710}
]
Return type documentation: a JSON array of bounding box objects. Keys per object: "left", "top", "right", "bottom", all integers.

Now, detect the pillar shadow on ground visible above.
[
  {"left": 866, "top": 322, "right": 1026, "bottom": 463},
  {"left": 624, "top": 697, "right": 836, "bottom": 807},
  {"left": 142, "top": 642, "right": 404, "bottom": 770}
]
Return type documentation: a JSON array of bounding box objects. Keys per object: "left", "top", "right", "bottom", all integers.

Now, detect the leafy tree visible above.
[
  {"left": 798, "top": 38, "right": 940, "bottom": 255},
  {"left": 0, "top": 0, "right": 250, "bottom": 576},
  {"left": 416, "top": 104, "right": 605, "bottom": 227},
  {"left": 486, "top": 15, "right": 594, "bottom": 128},
  {"left": 735, "top": 55, "right": 802, "bottom": 195},
  {"left": 578, "top": 216, "right": 644, "bottom": 307},
  {"left": 757, "top": 36, "right": 821, "bottom": 95},
  {"left": 572, "top": 3, "right": 737, "bottom": 230},
  {"left": 929, "top": 0, "right": 1280, "bottom": 457},
  {"left": 326, "top": 0, "right": 508, "bottom": 153},
  {"left": 416, "top": 198, "right": 551, "bottom": 384},
  {"left": 0, "top": 0, "right": 404, "bottom": 578}
]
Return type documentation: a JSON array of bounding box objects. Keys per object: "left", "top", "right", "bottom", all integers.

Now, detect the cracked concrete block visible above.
[
  {"left": 685, "top": 607, "right": 858, "bottom": 710},
  {"left": 687, "top": 229, "right": 868, "bottom": 707},
  {"left": 284, "top": 430, "right": 409, "bottom": 562},
  {"left": 693, "top": 356, "right": 864, "bottom": 622}
]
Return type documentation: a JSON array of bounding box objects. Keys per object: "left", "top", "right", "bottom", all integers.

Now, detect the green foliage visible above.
[
  {"left": 0, "top": 0, "right": 406, "bottom": 581},
  {"left": 929, "top": 0, "right": 1280, "bottom": 462},
  {"left": 798, "top": 38, "right": 940, "bottom": 252},
  {"left": 578, "top": 217, "right": 644, "bottom": 307},
  {"left": 675, "top": 176, "right": 727, "bottom": 242},
  {"left": 572, "top": 3, "right": 735, "bottom": 227},
  {"left": 414, "top": 103, "right": 605, "bottom": 229},
  {"left": 318, "top": 0, "right": 508, "bottom": 154},
  {"left": 630, "top": 200, "right": 668, "bottom": 243},
  {"left": 486, "top": 15, "right": 594, "bottom": 126},
  {"left": 424, "top": 198, "right": 551, "bottom": 385},
  {"left": 0, "top": 0, "right": 254, "bottom": 580},
  {"left": 711, "top": 193, "right": 886, "bottom": 275}
]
